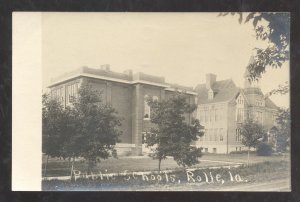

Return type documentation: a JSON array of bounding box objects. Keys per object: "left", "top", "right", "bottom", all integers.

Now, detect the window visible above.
[
  {"left": 144, "top": 95, "right": 151, "bottom": 119},
  {"left": 204, "top": 108, "right": 209, "bottom": 123},
  {"left": 237, "top": 96, "right": 244, "bottom": 105},
  {"left": 255, "top": 111, "right": 263, "bottom": 123},
  {"left": 52, "top": 87, "right": 64, "bottom": 105},
  {"left": 215, "top": 109, "right": 218, "bottom": 121},
  {"left": 236, "top": 108, "right": 244, "bottom": 122},
  {"left": 213, "top": 148, "right": 217, "bottom": 153},
  {"left": 256, "top": 99, "right": 263, "bottom": 106},
  {"left": 219, "top": 108, "right": 223, "bottom": 120},
  {"left": 66, "top": 83, "right": 78, "bottom": 104},
  {"left": 236, "top": 128, "right": 242, "bottom": 142},
  {"left": 142, "top": 132, "right": 147, "bottom": 144},
  {"left": 209, "top": 129, "right": 213, "bottom": 141},
  {"left": 199, "top": 110, "right": 204, "bottom": 122},
  {"left": 204, "top": 129, "right": 208, "bottom": 141},
  {"left": 144, "top": 95, "right": 158, "bottom": 120},
  {"left": 210, "top": 109, "right": 215, "bottom": 122},
  {"left": 219, "top": 128, "right": 224, "bottom": 141}
]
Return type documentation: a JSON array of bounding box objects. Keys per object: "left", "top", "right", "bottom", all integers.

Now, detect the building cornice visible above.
[{"left": 48, "top": 72, "right": 197, "bottom": 95}]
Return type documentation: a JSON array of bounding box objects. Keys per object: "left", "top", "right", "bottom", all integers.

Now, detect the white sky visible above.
[{"left": 42, "top": 12, "right": 289, "bottom": 108}]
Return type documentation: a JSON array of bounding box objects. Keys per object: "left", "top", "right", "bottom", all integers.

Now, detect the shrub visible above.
[{"left": 256, "top": 142, "right": 273, "bottom": 156}]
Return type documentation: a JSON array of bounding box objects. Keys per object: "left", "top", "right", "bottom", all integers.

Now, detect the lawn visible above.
[
  {"left": 42, "top": 153, "right": 289, "bottom": 177},
  {"left": 42, "top": 160, "right": 290, "bottom": 191}
]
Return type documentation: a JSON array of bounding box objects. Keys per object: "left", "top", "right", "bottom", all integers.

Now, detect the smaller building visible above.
[{"left": 195, "top": 71, "right": 278, "bottom": 154}]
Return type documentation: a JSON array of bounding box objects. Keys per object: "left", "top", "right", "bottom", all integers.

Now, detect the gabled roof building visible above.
[{"left": 195, "top": 71, "right": 278, "bottom": 154}]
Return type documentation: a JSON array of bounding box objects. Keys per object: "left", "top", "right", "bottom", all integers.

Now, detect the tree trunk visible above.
[
  {"left": 43, "top": 155, "right": 49, "bottom": 177},
  {"left": 87, "top": 160, "right": 92, "bottom": 175},
  {"left": 70, "top": 156, "right": 75, "bottom": 180},
  {"left": 247, "top": 147, "right": 250, "bottom": 167},
  {"left": 158, "top": 158, "right": 162, "bottom": 172}
]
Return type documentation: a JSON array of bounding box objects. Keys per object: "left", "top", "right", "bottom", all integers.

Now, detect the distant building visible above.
[
  {"left": 195, "top": 70, "right": 278, "bottom": 154},
  {"left": 48, "top": 65, "right": 197, "bottom": 156}
]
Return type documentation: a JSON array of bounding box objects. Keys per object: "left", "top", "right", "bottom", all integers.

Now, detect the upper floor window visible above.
[
  {"left": 204, "top": 107, "right": 209, "bottom": 123},
  {"left": 237, "top": 96, "right": 244, "bottom": 104},
  {"left": 256, "top": 99, "right": 264, "bottom": 106},
  {"left": 144, "top": 95, "right": 158, "bottom": 120},
  {"left": 236, "top": 108, "right": 244, "bottom": 122},
  {"left": 51, "top": 87, "right": 64, "bottom": 105},
  {"left": 66, "top": 83, "right": 78, "bottom": 104}
]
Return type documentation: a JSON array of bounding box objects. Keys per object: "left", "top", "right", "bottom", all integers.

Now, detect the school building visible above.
[
  {"left": 48, "top": 64, "right": 278, "bottom": 155},
  {"left": 195, "top": 70, "right": 278, "bottom": 153},
  {"left": 48, "top": 65, "right": 197, "bottom": 156}
]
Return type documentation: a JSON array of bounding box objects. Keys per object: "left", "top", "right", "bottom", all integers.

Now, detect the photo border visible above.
[{"left": 1, "top": 0, "right": 300, "bottom": 201}]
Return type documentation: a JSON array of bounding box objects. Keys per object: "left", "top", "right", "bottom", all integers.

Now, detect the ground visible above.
[{"left": 42, "top": 153, "right": 290, "bottom": 191}]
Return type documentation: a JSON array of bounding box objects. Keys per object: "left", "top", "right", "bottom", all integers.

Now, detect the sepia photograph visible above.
[{"left": 13, "top": 12, "right": 290, "bottom": 191}]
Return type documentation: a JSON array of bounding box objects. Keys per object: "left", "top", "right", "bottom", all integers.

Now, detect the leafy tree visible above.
[
  {"left": 145, "top": 92, "right": 204, "bottom": 171},
  {"left": 42, "top": 83, "right": 122, "bottom": 176},
  {"left": 42, "top": 94, "right": 69, "bottom": 176},
  {"left": 219, "top": 12, "right": 290, "bottom": 80},
  {"left": 274, "top": 108, "right": 290, "bottom": 152},
  {"left": 239, "top": 118, "right": 266, "bottom": 166},
  {"left": 70, "top": 83, "right": 122, "bottom": 173}
]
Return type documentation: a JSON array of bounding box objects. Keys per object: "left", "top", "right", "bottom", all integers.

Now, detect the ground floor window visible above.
[{"left": 236, "top": 128, "right": 242, "bottom": 142}]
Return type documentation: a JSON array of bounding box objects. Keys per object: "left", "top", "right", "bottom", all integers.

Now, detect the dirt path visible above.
[{"left": 217, "top": 178, "right": 290, "bottom": 192}]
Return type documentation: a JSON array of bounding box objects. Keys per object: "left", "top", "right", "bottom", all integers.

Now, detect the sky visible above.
[{"left": 42, "top": 12, "right": 289, "bottom": 108}]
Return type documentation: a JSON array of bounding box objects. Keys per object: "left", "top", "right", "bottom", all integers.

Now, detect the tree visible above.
[
  {"left": 239, "top": 118, "right": 266, "bottom": 166},
  {"left": 145, "top": 92, "right": 204, "bottom": 171},
  {"left": 42, "top": 94, "right": 70, "bottom": 176},
  {"left": 274, "top": 108, "right": 290, "bottom": 152},
  {"left": 42, "top": 83, "right": 122, "bottom": 176},
  {"left": 219, "top": 12, "right": 290, "bottom": 81},
  {"left": 69, "top": 83, "right": 122, "bottom": 173}
]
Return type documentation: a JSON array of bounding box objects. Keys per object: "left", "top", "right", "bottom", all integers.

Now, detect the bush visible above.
[{"left": 256, "top": 143, "right": 273, "bottom": 156}]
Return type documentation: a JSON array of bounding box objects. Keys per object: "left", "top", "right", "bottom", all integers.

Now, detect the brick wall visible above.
[{"left": 111, "top": 83, "right": 133, "bottom": 144}]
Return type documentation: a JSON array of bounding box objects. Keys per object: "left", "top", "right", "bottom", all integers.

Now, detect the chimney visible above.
[
  {"left": 100, "top": 64, "right": 110, "bottom": 71},
  {"left": 206, "top": 73, "right": 216, "bottom": 89},
  {"left": 123, "top": 69, "right": 133, "bottom": 77}
]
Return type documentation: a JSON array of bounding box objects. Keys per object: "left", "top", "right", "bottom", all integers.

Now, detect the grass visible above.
[
  {"left": 42, "top": 160, "right": 290, "bottom": 191},
  {"left": 42, "top": 153, "right": 289, "bottom": 177}
]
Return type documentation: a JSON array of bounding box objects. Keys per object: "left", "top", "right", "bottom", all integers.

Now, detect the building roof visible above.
[
  {"left": 241, "top": 87, "right": 278, "bottom": 109},
  {"left": 264, "top": 97, "right": 279, "bottom": 109},
  {"left": 195, "top": 79, "right": 239, "bottom": 104},
  {"left": 48, "top": 66, "right": 197, "bottom": 95}
]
